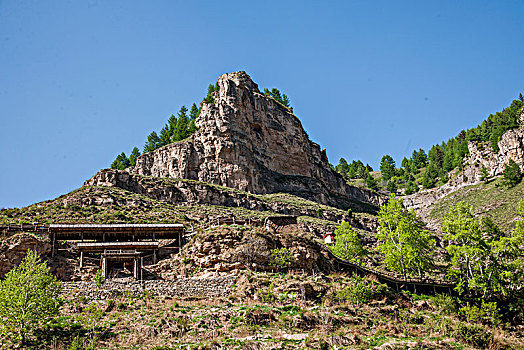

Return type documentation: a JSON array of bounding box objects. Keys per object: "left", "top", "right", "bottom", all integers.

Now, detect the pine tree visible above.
[
  {"left": 366, "top": 173, "right": 378, "bottom": 191},
  {"left": 386, "top": 180, "right": 397, "bottom": 193},
  {"left": 422, "top": 162, "right": 438, "bottom": 189},
  {"left": 159, "top": 124, "right": 171, "bottom": 147},
  {"left": 502, "top": 159, "right": 522, "bottom": 187},
  {"left": 110, "top": 152, "right": 130, "bottom": 170},
  {"left": 404, "top": 179, "right": 418, "bottom": 195},
  {"left": 189, "top": 103, "right": 199, "bottom": 120},
  {"left": 129, "top": 147, "right": 140, "bottom": 166},
  {"left": 519, "top": 93, "right": 523, "bottom": 102},
  {"left": 380, "top": 155, "right": 396, "bottom": 181},
  {"left": 401, "top": 157, "right": 409, "bottom": 169},
  {"left": 270, "top": 88, "right": 282, "bottom": 103},
  {"left": 143, "top": 131, "right": 161, "bottom": 153},
  {"left": 335, "top": 158, "right": 350, "bottom": 180},
  {"left": 167, "top": 114, "right": 178, "bottom": 134},
  {"left": 282, "top": 94, "right": 290, "bottom": 107},
  {"left": 173, "top": 105, "right": 189, "bottom": 142},
  {"left": 480, "top": 165, "right": 489, "bottom": 183}
]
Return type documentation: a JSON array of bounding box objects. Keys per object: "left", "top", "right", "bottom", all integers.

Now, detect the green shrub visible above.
[
  {"left": 270, "top": 247, "right": 294, "bottom": 270},
  {"left": 454, "top": 322, "right": 493, "bottom": 348},
  {"left": 430, "top": 294, "right": 459, "bottom": 315},
  {"left": 459, "top": 301, "right": 501, "bottom": 326},
  {"left": 94, "top": 269, "right": 104, "bottom": 288},
  {"left": 335, "top": 274, "right": 373, "bottom": 305},
  {"left": 502, "top": 159, "right": 522, "bottom": 187}
]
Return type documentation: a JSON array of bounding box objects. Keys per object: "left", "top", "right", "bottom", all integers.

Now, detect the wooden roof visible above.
[{"left": 49, "top": 223, "right": 184, "bottom": 240}]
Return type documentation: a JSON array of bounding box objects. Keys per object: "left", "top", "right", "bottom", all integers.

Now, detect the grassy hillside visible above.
[{"left": 427, "top": 177, "right": 524, "bottom": 232}]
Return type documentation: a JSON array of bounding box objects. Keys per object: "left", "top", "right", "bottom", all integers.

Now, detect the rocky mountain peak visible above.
[{"left": 87, "top": 72, "right": 383, "bottom": 208}]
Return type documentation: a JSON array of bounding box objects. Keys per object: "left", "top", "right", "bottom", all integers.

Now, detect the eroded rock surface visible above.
[{"left": 0, "top": 233, "right": 51, "bottom": 277}]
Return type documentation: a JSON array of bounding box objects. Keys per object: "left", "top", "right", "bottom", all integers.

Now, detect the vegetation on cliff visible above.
[{"left": 333, "top": 95, "right": 524, "bottom": 193}]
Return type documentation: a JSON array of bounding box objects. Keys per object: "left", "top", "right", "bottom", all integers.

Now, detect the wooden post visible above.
[
  {"left": 102, "top": 257, "right": 107, "bottom": 278},
  {"left": 140, "top": 257, "right": 143, "bottom": 281},
  {"left": 133, "top": 258, "right": 138, "bottom": 279},
  {"left": 153, "top": 250, "right": 158, "bottom": 264},
  {"left": 79, "top": 251, "right": 84, "bottom": 269},
  {"left": 178, "top": 231, "right": 182, "bottom": 253},
  {"left": 51, "top": 232, "right": 56, "bottom": 257}
]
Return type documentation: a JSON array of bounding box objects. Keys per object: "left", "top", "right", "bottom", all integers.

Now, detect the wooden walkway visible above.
[{"left": 320, "top": 244, "right": 456, "bottom": 294}]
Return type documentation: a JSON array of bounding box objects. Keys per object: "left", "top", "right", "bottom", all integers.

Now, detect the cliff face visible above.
[
  {"left": 122, "top": 71, "right": 382, "bottom": 208},
  {"left": 464, "top": 116, "right": 524, "bottom": 182}
]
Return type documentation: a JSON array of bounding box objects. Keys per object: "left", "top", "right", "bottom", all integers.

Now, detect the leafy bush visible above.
[
  {"left": 430, "top": 294, "right": 459, "bottom": 315},
  {"left": 270, "top": 247, "right": 294, "bottom": 270},
  {"left": 329, "top": 221, "right": 365, "bottom": 263},
  {"left": 94, "top": 269, "right": 104, "bottom": 288},
  {"left": 334, "top": 274, "right": 375, "bottom": 305},
  {"left": 454, "top": 322, "right": 493, "bottom": 348},
  {"left": 459, "top": 301, "right": 501, "bottom": 326}
]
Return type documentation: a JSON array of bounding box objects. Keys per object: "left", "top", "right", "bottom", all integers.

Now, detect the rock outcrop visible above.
[
  {"left": 83, "top": 169, "right": 372, "bottom": 224},
  {"left": 0, "top": 233, "right": 51, "bottom": 277},
  {"left": 106, "top": 71, "right": 383, "bottom": 209}
]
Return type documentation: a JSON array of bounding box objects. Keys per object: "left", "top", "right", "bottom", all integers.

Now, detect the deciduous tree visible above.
[
  {"left": 328, "top": 221, "right": 365, "bottom": 264},
  {"left": 377, "top": 194, "right": 434, "bottom": 280},
  {"left": 0, "top": 250, "right": 62, "bottom": 344}
]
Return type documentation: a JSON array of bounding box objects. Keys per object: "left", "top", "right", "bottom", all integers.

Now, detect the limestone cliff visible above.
[{"left": 93, "top": 72, "right": 382, "bottom": 209}]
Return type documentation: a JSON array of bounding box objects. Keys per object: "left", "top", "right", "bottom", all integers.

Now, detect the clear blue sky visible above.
[{"left": 1, "top": 0, "right": 523, "bottom": 208}]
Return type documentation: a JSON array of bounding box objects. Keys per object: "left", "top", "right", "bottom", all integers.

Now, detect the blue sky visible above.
[{"left": 1, "top": 0, "right": 523, "bottom": 208}]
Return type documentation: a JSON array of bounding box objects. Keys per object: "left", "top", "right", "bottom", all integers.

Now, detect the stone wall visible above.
[{"left": 61, "top": 275, "right": 236, "bottom": 300}]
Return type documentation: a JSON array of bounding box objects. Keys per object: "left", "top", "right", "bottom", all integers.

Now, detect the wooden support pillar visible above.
[
  {"left": 140, "top": 257, "right": 143, "bottom": 281},
  {"left": 153, "top": 232, "right": 155, "bottom": 241},
  {"left": 51, "top": 232, "right": 56, "bottom": 258},
  {"left": 102, "top": 257, "right": 107, "bottom": 278},
  {"left": 153, "top": 249, "right": 158, "bottom": 264},
  {"left": 133, "top": 258, "right": 139, "bottom": 279},
  {"left": 178, "top": 231, "right": 182, "bottom": 253},
  {"left": 79, "top": 251, "right": 84, "bottom": 269}
]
